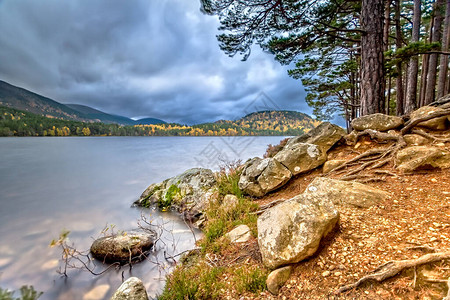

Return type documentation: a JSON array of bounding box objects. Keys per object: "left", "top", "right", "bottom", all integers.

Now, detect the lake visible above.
[{"left": 0, "top": 136, "right": 286, "bottom": 299}]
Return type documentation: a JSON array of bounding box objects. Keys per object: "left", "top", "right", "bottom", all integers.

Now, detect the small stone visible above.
[
  {"left": 225, "top": 224, "right": 252, "bottom": 243},
  {"left": 111, "top": 277, "right": 149, "bottom": 300},
  {"left": 334, "top": 271, "right": 342, "bottom": 276},
  {"left": 322, "top": 270, "right": 331, "bottom": 277},
  {"left": 41, "top": 259, "right": 59, "bottom": 270},
  {"left": 266, "top": 266, "right": 292, "bottom": 295},
  {"left": 430, "top": 178, "right": 438, "bottom": 183}
]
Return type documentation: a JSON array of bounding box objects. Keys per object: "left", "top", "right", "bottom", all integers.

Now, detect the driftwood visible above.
[{"left": 337, "top": 251, "right": 450, "bottom": 294}]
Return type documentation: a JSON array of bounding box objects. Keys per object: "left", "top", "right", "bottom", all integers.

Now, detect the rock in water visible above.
[
  {"left": 304, "top": 177, "right": 389, "bottom": 208},
  {"left": 396, "top": 146, "right": 450, "bottom": 173},
  {"left": 351, "top": 113, "right": 404, "bottom": 132},
  {"left": 90, "top": 230, "right": 156, "bottom": 264},
  {"left": 273, "top": 142, "right": 327, "bottom": 175},
  {"left": 266, "top": 266, "right": 292, "bottom": 295},
  {"left": 409, "top": 106, "right": 449, "bottom": 130},
  {"left": 111, "top": 277, "right": 149, "bottom": 300},
  {"left": 257, "top": 193, "right": 339, "bottom": 269},
  {"left": 238, "top": 157, "right": 292, "bottom": 197},
  {"left": 136, "top": 168, "right": 217, "bottom": 221}
]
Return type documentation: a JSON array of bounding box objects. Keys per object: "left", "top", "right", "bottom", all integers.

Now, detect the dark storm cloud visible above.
[{"left": 0, "top": 0, "right": 312, "bottom": 124}]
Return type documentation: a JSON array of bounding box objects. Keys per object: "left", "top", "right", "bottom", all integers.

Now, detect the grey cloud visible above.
[{"left": 0, "top": 0, "right": 312, "bottom": 124}]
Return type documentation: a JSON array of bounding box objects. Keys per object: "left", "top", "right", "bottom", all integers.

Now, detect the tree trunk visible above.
[
  {"left": 405, "top": 0, "right": 421, "bottom": 113},
  {"left": 395, "top": 0, "right": 405, "bottom": 116},
  {"left": 437, "top": 0, "right": 450, "bottom": 98},
  {"left": 424, "top": 0, "right": 445, "bottom": 105},
  {"left": 360, "top": 0, "right": 385, "bottom": 116},
  {"left": 383, "top": 0, "right": 392, "bottom": 112}
]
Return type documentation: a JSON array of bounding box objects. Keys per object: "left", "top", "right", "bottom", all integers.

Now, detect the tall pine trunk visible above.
[
  {"left": 360, "top": 0, "right": 385, "bottom": 115},
  {"left": 405, "top": 0, "right": 421, "bottom": 113},
  {"left": 395, "top": 0, "right": 405, "bottom": 116},
  {"left": 424, "top": 0, "right": 445, "bottom": 104},
  {"left": 437, "top": 0, "right": 450, "bottom": 98}
]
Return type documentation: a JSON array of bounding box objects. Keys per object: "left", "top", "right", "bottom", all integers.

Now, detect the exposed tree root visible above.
[
  {"left": 411, "top": 129, "right": 450, "bottom": 143},
  {"left": 336, "top": 251, "right": 450, "bottom": 294},
  {"left": 401, "top": 108, "right": 450, "bottom": 134}
]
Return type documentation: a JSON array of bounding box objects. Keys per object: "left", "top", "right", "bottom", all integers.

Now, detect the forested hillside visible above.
[{"left": 0, "top": 106, "right": 319, "bottom": 137}]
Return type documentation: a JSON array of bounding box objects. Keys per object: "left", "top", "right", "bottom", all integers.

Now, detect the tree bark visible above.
[
  {"left": 424, "top": 0, "right": 445, "bottom": 105},
  {"left": 437, "top": 0, "right": 450, "bottom": 98},
  {"left": 395, "top": 0, "right": 405, "bottom": 116},
  {"left": 360, "top": 0, "right": 385, "bottom": 116},
  {"left": 405, "top": 0, "right": 421, "bottom": 113}
]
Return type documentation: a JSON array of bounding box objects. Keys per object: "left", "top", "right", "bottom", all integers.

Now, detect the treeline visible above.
[{"left": 0, "top": 106, "right": 313, "bottom": 137}]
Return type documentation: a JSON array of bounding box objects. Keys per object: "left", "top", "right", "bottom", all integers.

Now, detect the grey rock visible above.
[
  {"left": 258, "top": 193, "right": 339, "bottom": 269},
  {"left": 238, "top": 157, "right": 292, "bottom": 197},
  {"left": 91, "top": 230, "right": 156, "bottom": 264},
  {"left": 110, "top": 277, "right": 149, "bottom": 300},
  {"left": 351, "top": 113, "right": 404, "bottom": 132},
  {"left": 304, "top": 177, "right": 389, "bottom": 208},
  {"left": 266, "top": 266, "right": 292, "bottom": 295},
  {"left": 396, "top": 146, "right": 450, "bottom": 173},
  {"left": 225, "top": 224, "right": 252, "bottom": 243},
  {"left": 136, "top": 168, "right": 217, "bottom": 220},
  {"left": 285, "top": 122, "right": 346, "bottom": 152},
  {"left": 410, "top": 106, "right": 449, "bottom": 130},
  {"left": 274, "top": 142, "right": 327, "bottom": 175},
  {"left": 220, "top": 194, "right": 239, "bottom": 213}
]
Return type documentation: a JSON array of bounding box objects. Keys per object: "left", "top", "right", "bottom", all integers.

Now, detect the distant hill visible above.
[
  {"left": 134, "top": 117, "right": 166, "bottom": 125},
  {"left": 0, "top": 80, "right": 166, "bottom": 125},
  {"left": 0, "top": 80, "right": 89, "bottom": 121}
]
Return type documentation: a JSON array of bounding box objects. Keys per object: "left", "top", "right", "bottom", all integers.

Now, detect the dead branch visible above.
[
  {"left": 336, "top": 251, "right": 450, "bottom": 294},
  {"left": 401, "top": 109, "right": 450, "bottom": 135}
]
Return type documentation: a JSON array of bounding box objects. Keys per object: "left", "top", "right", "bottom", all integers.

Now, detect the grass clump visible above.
[
  {"left": 263, "top": 137, "right": 289, "bottom": 158},
  {"left": 159, "top": 261, "right": 224, "bottom": 300},
  {"left": 233, "top": 266, "right": 268, "bottom": 294},
  {"left": 216, "top": 160, "right": 243, "bottom": 199}
]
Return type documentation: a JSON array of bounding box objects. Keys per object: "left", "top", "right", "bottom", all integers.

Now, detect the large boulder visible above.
[
  {"left": 303, "top": 177, "right": 389, "bottom": 208},
  {"left": 110, "top": 277, "right": 149, "bottom": 300},
  {"left": 410, "top": 106, "right": 449, "bottom": 130},
  {"left": 257, "top": 193, "right": 339, "bottom": 269},
  {"left": 274, "top": 143, "right": 327, "bottom": 175},
  {"left": 351, "top": 113, "right": 404, "bottom": 132},
  {"left": 285, "top": 122, "right": 346, "bottom": 152},
  {"left": 404, "top": 134, "right": 430, "bottom": 146},
  {"left": 136, "top": 168, "right": 217, "bottom": 219},
  {"left": 90, "top": 230, "right": 156, "bottom": 264},
  {"left": 238, "top": 157, "right": 292, "bottom": 197},
  {"left": 396, "top": 146, "right": 450, "bottom": 173}
]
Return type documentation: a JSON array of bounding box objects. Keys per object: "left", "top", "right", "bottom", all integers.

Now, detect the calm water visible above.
[{"left": 0, "top": 136, "right": 286, "bottom": 299}]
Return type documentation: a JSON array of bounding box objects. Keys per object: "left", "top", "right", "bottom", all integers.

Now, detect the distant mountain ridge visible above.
[{"left": 0, "top": 80, "right": 166, "bottom": 125}]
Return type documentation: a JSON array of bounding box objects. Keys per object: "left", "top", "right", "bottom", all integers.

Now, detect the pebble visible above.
[
  {"left": 41, "top": 259, "right": 59, "bottom": 270},
  {"left": 334, "top": 271, "right": 342, "bottom": 276},
  {"left": 322, "top": 271, "right": 331, "bottom": 277}
]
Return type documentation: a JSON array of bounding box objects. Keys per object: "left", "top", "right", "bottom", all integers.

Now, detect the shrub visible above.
[
  {"left": 263, "top": 137, "right": 290, "bottom": 158},
  {"left": 216, "top": 160, "right": 243, "bottom": 199},
  {"left": 233, "top": 266, "right": 268, "bottom": 294},
  {"left": 0, "top": 286, "right": 43, "bottom": 300}
]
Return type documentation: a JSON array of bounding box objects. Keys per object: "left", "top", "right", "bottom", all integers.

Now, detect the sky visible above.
[{"left": 0, "top": 0, "right": 312, "bottom": 124}]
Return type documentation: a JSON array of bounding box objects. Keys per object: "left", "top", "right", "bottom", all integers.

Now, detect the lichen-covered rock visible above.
[
  {"left": 396, "top": 146, "right": 450, "bottom": 173},
  {"left": 304, "top": 177, "right": 389, "bottom": 208},
  {"left": 351, "top": 113, "right": 404, "bottom": 132},
  {"left": 410, "top": 106, "right": 449, "bottom": 130},
  {"left": 90, "top": 230, "right": 156, "bottom": 264},
  {"left": 266, "top": 266, "right": 292, "bottom": 295},
  {"left": 274, "top": 143, "right": 327, "bottom": 175},
  {"left": 285, "top": 122, "right": 346, "bottom": 152},
  {"left": 225, "top": 224, "right": 252, "bottom": 243},
  {"left": 110, "top": 277, "right": 149, "bottom": 300},
  {"left": 322, "top": 160, "right": 346, "bottom": 174},
  {"left": 404, "top": 134, "right": 430, "bottom": 146},
  {"left": 238, "top": 157, "right": 292, "bottom": 197},
  {"left": 257, "top": 193, "right": 339, "bottom": 269},
  {"left": 135, "top": 168, "right": 217, "bottom": 220}
]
